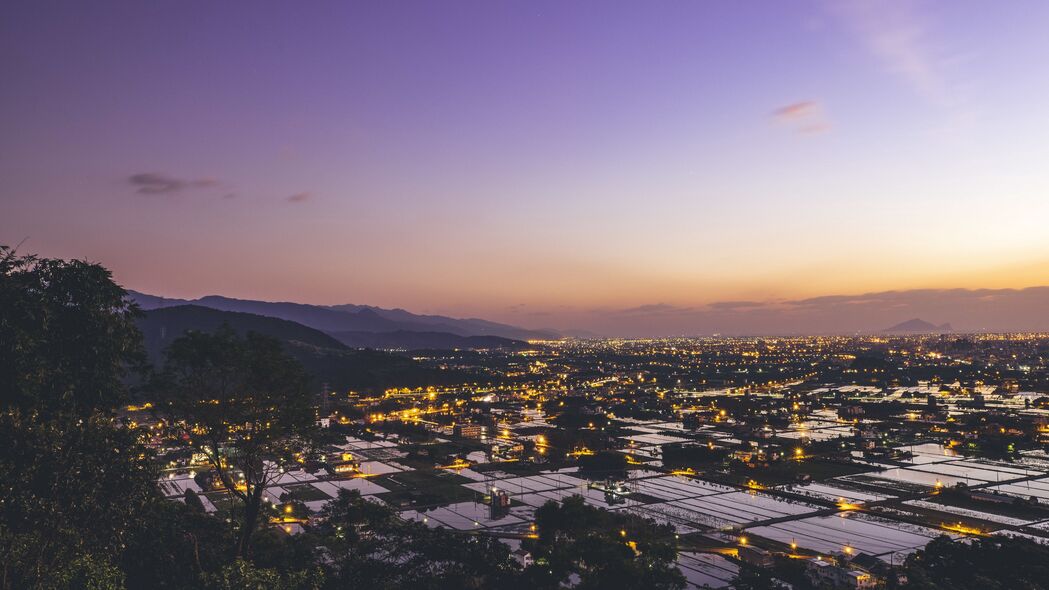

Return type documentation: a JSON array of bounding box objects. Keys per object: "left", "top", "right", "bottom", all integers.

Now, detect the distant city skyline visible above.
[{"left": 4, "top": 1, "right": 1049, "bottom": 335}]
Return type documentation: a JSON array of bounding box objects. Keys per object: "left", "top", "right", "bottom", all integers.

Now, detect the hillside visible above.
[
  {"left": 329, "top": 329, "right": 532, "bottom": 350},
  {"left": 882, "top": 318, "right": 953, "bottom": 334},
  {"left": 129, "top": 291, "right": 556, "bottom": 340},
  {"left": 137, "top": 305, "right": 475, "bottom": 391},
  {"left": 138, "top": 305, "right": 346, "bottom": 359}
]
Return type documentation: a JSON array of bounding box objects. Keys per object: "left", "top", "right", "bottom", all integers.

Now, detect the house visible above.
[
  {"left": 333, "top": 461, "right": 357, "bottom": 475},
  {"left": 739, "top": 545, "right": 774, "bottom": 567},
  {"left": 511, "top": 548, "right": 533, "bottom": 567},
  {"left": 805, "top": 558, "right": 877, "bottom": 589},
  {"left": 850, "top": 553, "right": 906, "bottom": 586},
  {"left": 454, "top": 423, "right": 486, "bottom": 439},
  {"left": 839, "top": 404, "right": 864, "bottom": 419}
]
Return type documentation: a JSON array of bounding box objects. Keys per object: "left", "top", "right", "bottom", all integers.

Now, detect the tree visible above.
[
  {"left": 158, "top": 327, "right": 318, "bottom": 557},
  {"left": 662, "top": 442, "right": 729, "bottom": 470},
  {"left": 902, "top": 535, "right": 1049, "bottom": 590},
  {"left": 313, "top": 490, "right": 522, "bottom": 589},
  {"left": 0, "top": 247, "right": 156, "bottom": 590},
  {"left": 577, "top": 450, "right": 628, "bottom": 478},
  {"left": 119, "top": 500, "right": 231, "bottom": 590},
  {"left": 203, "top": 559, "right": 321, "bottom": 590},
  {"left": 0, "top": 245, "right": 143, "bottom": 418},
  {"left": 731, "top": 567, "right": 791, "bottom": 590},
  {"left": 525, "top": 495, "right": 686, "bottom": 590},
  {"left": 0, "top": 413, "right": 158, "bottom": 588}
]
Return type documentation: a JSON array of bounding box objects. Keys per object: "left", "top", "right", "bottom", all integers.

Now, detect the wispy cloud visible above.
[
  {"left": 128, "top": 173, "right": 220, "bottom": 195},
  {"left": 705, "top": 300, "right": 770, "bottom": 311},
  {"left": 620, "top": 303, "right": 694, "bottom": 315},
  {"left": 287, "top": 192, "right": 312, "bottom": 203},
  {"left": 828, "top": 0, "right": 949, "bottom": 105},
  {"left": 772, "top": 100, "right": 831, "bottom": 134}
]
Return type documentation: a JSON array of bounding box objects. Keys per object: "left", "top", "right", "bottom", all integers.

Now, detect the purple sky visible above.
[{"left": 3, "top": 1, "right": 1049, "bottom": 335}]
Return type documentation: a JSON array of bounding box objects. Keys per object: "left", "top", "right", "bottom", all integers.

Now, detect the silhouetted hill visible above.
[
  {"left": 137, "top": 305, "right": 477, "bottom": 391},
  {"left": 191, "top": 295, "right": 410, "bottom": 332},
  {"left": 327, "top": 303, "right": 557, "bottom": 340},
  {"left": 882, "top": 318, "right": 953, "bottom": 334},
  {"left": 128, "top": 291, "right": 556, "bottom": 340},
  {"left": 329, "top": 329, "right": 532, "bottom": 350},
  {"left": 138, "top": 305, "right": 347, "bottom": 359}
]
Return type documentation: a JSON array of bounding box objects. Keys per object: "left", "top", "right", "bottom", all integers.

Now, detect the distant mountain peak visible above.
[{"left": 882, "top": 318, "right": 953, "bottom": 334}]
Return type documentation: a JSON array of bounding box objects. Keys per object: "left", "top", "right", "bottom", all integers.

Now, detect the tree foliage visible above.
[
  {"left": 158, "top": 327, "right": 318, "bottom": 557},
  {"left": 902, "top": 535, "right": 1049, "bottom": 590},
  {"left": 0, "top": 246, "right": 155, "bottom": 590},
  {"left": 0, "top": 245, "right": 143, "bottom": 418},
  {"left": 312, "top": 490, "right": 522, "bottom": 589},
  {"left": 525, "top": 495, "right": 686, "bottom": 590},
  {"left": 203, "top": 559, "right": 322, "bottom": 590}
]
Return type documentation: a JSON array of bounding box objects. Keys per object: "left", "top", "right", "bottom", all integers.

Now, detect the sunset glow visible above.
[{"left": 3, "top": 1, "right": 1049, "bottom": 335}]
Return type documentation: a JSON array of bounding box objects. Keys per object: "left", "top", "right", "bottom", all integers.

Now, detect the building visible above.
[
  {"left": 839, "top": 404, "right": 865, "bottom": 419},
  {"left": 330, "top": 451, "right": 358, "bottom": 474},
  {"left": 854, "top": 425, "right": 880, "bottom": 450},
  {"left": 489, "top": 489, "right": 511, "bottom": 519},
  {"left": 738, "top": 545, "right": 774, "bottom": 568},
  {"left": 511, "top": 548, "right": 533, "bottom": 567},
  {"left": 333, "top": 461, "right": 357, "bottom": 474},
  {"left": 454, "top": 423, "right": 486, "bottom": 439},
  {"left": 805, "top": 558, "right": 877, "bottom": 589}
]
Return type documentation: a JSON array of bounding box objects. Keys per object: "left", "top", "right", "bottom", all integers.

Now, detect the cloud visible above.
[
  {"left": 772, "top": 100, "right": 831, "bottom": 134},
  {"left": 571, "top": 287, "right": 1049, "bottom": 337},
  {"left": 128, "top": 173, "right": 220, "bottom": 195},
  {"left": 620, "top": 303, "right": 694, "bottom": 315},
  {"left": 128, "top": 173, "right": 311, "bottom": 205},
  {"left": 773, "top": 101, "right": 817, "bottom": 120},
  {"left": 828, "top": 0, "right": 949, "bottom": 105},
  {"left": 705, "top": 300, "right": 770, "bottom": 311}
]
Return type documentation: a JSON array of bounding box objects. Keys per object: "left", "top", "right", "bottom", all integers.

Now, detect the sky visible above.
[{"left": 3, "top": 0, "right": 1049, "bottom": 335}]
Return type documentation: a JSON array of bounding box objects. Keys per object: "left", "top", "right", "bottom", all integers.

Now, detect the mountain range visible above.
[
  {"left": 129, "top": 290, "right": 556, "bottom": 345},
  {"left": 327, "top": 330, "right": 531, "bottom": 351},
  {"left": 136, "top": 305, "right": 489, "bottom": 391}
]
